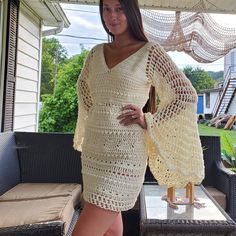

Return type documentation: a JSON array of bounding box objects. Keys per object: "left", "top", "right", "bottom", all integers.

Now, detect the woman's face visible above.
[{"left": 102, "top": 0, "right": 129, "bottom": 37}]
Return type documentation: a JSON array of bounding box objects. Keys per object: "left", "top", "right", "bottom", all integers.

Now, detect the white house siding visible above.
[
  {"left": 224, "top": 48, "right": 236, "bottom": 79},
  {"left": 204, "top": 91, "right": 219, "bottom": 115},
  {"left": 14, "top": 3, "right": 41, "bottom": 131},
  {"left": 227, "top": 95, "right": 236, "bottom": 115}
]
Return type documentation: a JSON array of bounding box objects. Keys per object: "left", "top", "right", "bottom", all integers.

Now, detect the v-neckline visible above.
[{"left": 102, "top": 42, "right": 149, "bottom": 71}]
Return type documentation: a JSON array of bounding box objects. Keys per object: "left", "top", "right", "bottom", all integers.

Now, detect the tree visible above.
[
  {"left": 183, "top": 66, "right": 215, "bottom": 93},
  {"left": 207, "top": 71, "right": 223, "bottom": 81},
  {"left": 41, "top": 38, "right": 68, "bottom": 97},
  {"left": 39, "top": 49, "right": 89, "bottom": 132}
]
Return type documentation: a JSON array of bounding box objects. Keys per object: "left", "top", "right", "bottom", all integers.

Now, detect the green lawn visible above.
[{"left": 198, "top": 124, "right": 236, "bottom": 147}]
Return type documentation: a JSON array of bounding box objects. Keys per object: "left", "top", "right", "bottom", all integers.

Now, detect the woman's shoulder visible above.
[
  {"left": 87, "top": 43, "right": 102, "bottom": 53},
  {"left": 85, "top": 43, "right": 104, "bottom": 60},
  {"left": 146, "top": 41, "right": 164, "bottom": 53},
  {"left": 146, "top": 41, "right": 171, "bottom": 63}
]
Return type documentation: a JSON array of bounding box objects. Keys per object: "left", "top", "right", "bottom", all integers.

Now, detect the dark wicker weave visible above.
[
  {"left": 140, "top": 184, "right": 236, "bottom": 236},
  {"left": 0, "top": 132, "right": 20, "bottom": 195},
  {"left": 14, "top": 132, "right": 82, "bottom": 184},
  {"left": 0, "top": 222, "right": 64, "bottom": 236},
  {"left": 200, "top": 136, "right": 236, "bottom": 222},
  {"left": 0, "top": 208, "right": 80, "bottom": 236}
]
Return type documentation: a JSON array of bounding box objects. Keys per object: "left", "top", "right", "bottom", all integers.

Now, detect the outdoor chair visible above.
[
  {"left": 201, "top": 135, "right": 236, "bottom": 222},
  {"left": 144, "top": 135, "right": 236, "bottom": 222}
]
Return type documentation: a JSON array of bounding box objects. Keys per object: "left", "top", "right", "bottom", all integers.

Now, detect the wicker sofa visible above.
[
  {"left": 0, "top": 132, "right": 83, "bottom": 236},
  {"left": 0, "top": 132, "right": 235, "bottom": 236}
]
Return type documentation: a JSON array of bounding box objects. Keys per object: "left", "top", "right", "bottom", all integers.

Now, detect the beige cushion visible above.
[
  {"left": 0, "top": 183, "right": 82, "bottom": 234},
  {"left": 205, "top": 186, "right": 226, "bottom": 210}
]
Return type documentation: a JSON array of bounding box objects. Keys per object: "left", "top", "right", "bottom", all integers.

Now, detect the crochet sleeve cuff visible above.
[
  {"left": 73, "top": 50, "right": 94, "bottom": 151},
  {"left": 144, "top": 43, "right": 205, "bottom": 188}
]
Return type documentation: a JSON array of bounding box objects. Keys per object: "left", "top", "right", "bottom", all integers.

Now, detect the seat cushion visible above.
[
  {"left": 205, "top": 186, "right": 226, "bottom": 210},
  {"left": 0, "top": 183, "right": 82, "bottom": 234}
]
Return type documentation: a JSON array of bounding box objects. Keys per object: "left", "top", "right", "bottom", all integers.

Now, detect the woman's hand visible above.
[{"left": 117, "top": 104, "right": 147, "bottom": 129}]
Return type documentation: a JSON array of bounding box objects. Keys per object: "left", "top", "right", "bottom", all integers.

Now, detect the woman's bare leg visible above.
[
  {"left": 72, "top": 202, "right": 120, "bottom": 236},
  {"left": 103, "top": 212, "right": 123, "bottom": 236}
]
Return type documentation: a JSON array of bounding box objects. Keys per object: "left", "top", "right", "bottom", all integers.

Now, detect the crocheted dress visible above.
[{"left": 73, "top": 42, "right": 204, "bottom": 212}]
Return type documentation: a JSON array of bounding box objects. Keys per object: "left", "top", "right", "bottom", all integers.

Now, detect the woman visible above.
[{"left": 72, "top": 0, "right": 204, "bottom": 235}]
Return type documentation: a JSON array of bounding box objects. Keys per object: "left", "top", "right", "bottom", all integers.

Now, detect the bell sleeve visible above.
[
  {"left": 73, "top": 50, "right": 94, "bottom": 151},
  {"left": 144, "top": 43, "right": 205, "bottom": 188}
]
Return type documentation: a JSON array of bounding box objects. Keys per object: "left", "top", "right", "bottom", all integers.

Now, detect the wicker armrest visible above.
[
  {"left": 0, "top": 132, "right": 20, "bottom": 195},
  {"left": 213, "top": 161, "right": 236, "bottom": 221}
]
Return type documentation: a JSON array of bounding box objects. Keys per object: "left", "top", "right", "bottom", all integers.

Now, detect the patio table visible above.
[{"left": 140, "top": 183, "right": 236, "bottom": 236}]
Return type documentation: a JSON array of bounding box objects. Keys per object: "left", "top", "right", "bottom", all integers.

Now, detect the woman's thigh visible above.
[{"left": 72, "top": 202, "right": 120, "bottom": 236}]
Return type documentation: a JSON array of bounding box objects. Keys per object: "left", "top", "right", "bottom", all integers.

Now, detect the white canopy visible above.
[
  {"left": 43, "top": 0, "right": 236, "bottom": 61},
  {"left": 49, "top": 0, "right": 236, "bottom": 14}
]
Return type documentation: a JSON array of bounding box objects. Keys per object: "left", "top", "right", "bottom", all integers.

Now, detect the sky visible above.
[{"left": 48, "top": 3, "right": 236, "bottom": 72}]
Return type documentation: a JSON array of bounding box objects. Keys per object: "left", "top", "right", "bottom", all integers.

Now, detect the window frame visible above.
[
  {"left": 0, "top": 0, "right": 7, "bottom": 131},
  {"left": 205, "top": 92, "right": 210, "bottom": 109}
]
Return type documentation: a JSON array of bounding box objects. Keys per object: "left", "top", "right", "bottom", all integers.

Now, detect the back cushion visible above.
[{"left": 15, "top": 132, "right": 82, "bottom": 183}]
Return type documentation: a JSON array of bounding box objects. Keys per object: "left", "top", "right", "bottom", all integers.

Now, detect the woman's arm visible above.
[{"left": 73, "top": 49, "right": 94, "bottom": 151}]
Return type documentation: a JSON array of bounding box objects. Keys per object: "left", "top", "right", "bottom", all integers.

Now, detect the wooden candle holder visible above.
[{"left": 167, "top": 182, "right": 194, "bottom": 205}]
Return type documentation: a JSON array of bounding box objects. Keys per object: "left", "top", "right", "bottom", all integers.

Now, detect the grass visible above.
[{"left": 198, "top": 123, "right": 236, "bottom": 148}]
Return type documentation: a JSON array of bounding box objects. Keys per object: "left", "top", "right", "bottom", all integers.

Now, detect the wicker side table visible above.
[{"left": 140, "top": 183, "right": 236, "bottom": 236}]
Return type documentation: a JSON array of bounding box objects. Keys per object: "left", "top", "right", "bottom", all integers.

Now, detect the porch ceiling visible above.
[
  {"left": 49, "top": 0, "right": 236, "bottom": 14},
  {"left": 22, "top": 0, "right": 70, "bottom": 27}
]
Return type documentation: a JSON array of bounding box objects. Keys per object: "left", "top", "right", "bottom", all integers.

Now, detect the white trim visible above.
[
  {"left": 20, "top": 0, "right": 41, "bottom": 25},
  {"left": 0, "top": 0, "right": 8, "bottom": 131},
  {"left": 22, "top": 0, "right": 70, "bottom": 28},
  {"left": 44, "top": 1, "right": 70, "bottom": 27},
  {"left": 15, "top": 113, "right": 37, "bottom": 117},
  {"left": 42, "top": 21, "right": 64, "bottom": 36}
]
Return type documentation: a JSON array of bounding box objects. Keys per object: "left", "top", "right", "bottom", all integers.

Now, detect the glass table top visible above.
[{"left": 143, "top": 185, "right": 227, "bottom": 221}]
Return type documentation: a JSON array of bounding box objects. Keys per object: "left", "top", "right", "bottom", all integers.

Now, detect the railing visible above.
[
  {"left": 212, "top": 66, "right": 236, "bottom": 117},
  {"left": 225, "top": 88, "right": 236, "bottom": 113}
]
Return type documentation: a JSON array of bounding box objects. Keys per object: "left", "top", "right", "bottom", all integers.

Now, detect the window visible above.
[{"left": 205, "top": 92, "right": 210, "bottom": 108}]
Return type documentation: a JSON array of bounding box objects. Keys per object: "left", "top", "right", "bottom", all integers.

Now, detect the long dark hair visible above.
[{"left": 99, "top": 0, "right": 156, "bottom": 114}]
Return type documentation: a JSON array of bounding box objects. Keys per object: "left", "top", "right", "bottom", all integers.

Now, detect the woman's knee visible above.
[
  {"left": 104, "top": 227, "right": 123, "bottom": 236},
  {"left": 103, "top": 212, "right": 123, "bottom": 236},
  {"left": 72, "top": 202, "right": 120, "bottom": 236}
]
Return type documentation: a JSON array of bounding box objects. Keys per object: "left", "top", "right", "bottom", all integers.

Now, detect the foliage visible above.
[
  {"left": 183, "top": 66, "right": 215, "bottom": 93},
  {"left": 220, "top": 131, "right": 236, "bottom": 170},
  {"left": 39, "top": 49, "right": 89, "bottom": 132},
  {"left": 207, "top": 71, "right": 223, "bottom": 81},
  {"left": 41, "top": 38, "right": 68, "bottom": 97},
  {"left": 221, "top": 131, "right": 235, "bottom": 157},
  {"left": 198, "top": 124, "right": 236, "bottom": 150}
]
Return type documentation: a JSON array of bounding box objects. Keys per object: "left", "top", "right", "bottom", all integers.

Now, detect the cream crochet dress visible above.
[{"left": 73, "top": 42, "right": 204, "bottom": 212}]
